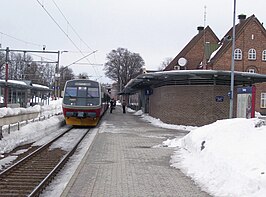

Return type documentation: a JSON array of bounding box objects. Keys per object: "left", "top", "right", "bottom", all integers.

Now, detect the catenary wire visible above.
[
  {"left": 0, "top": 31, "right": 43, "bottom": 48},
  {"left": 36, "top": 0, "right": 99, "bottom": 76},
  {"left": 51, "top": 0, "right": 93, "bottom": 51}
]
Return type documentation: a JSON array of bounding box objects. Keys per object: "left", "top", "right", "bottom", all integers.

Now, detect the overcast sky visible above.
[{"left": 1, "top": 0, "right": 265, "bottom": 83}]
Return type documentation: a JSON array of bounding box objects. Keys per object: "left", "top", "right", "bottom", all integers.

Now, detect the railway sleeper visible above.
[
  {"left": 2, "top": 175, "right": 46, "bottom": 181},
  {"left": 0, "top": 184, "right": 35, "bottom": 190},
  {"left": 29, "top": 157, "right": 64, "bottom": 162},
  {"left": 0, "top": 192, "right": 32, "bottom": 196},
  {"left": 0, "top": 180, "right": 39, "bottom": 186},
  {"left": 12, "top": 170, "right": 52, "bottom": 174},
  {"left": 22, "top": 165, "right": 56, "bottom": 169}
]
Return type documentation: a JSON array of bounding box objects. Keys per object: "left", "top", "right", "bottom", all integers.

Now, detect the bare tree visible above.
[
  {"left": 0, "top": 52, "right": 5, "bottom": 79},
  {"left": 104, "top": 47, "right": 144, "bottom": 91},
  {"left": 59, "top": 66, "right": 74, "bottom": 91},
  {"left": 158, "top": 57, "right": 173, "bottom": 71}
]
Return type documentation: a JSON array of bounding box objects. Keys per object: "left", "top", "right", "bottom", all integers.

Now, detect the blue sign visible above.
[
  {"left": 237, "top": 87, "right": 253, "bottom": 94},
  {"left": 216, "top": 96, "right": 224, "bottom": 102},
  {"left": 145, "top": 88, "right": 153, "bottom": 95}
]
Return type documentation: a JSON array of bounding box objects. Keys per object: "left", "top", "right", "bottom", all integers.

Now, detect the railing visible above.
[{"left": 0, "top": 112, "right": 63, "bottom": 140}]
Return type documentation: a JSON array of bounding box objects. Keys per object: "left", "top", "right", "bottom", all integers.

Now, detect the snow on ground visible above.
[
  {"left": 1, "top": 102, "right": 266, "bottom": 197},
  {"left": 133, "top": 109, "right": 266, "bottom": 197},
  {"left": 132, "top": 109, "right": 197, "bottom": 132},
  {"left": 0, "top": 99, "right": 65, "bottom": 170},
  {"left": 166, "top": 118, "right": 266, "bottom": 197}
]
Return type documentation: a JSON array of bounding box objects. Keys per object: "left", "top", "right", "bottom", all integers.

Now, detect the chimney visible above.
[
  {"left": 238, "top": 14, "right": 246, "bottom": 24},
  {"left": 197, "top": 26, "right": 204, "bottom": 34}
]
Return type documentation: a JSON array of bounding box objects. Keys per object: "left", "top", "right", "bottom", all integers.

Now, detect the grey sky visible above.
[{"left": 1, "top": 0, "right": 265, "bottom": 83}]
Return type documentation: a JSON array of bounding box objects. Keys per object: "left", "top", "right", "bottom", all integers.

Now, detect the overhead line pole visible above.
[
  {"left": 0, "top": 47, "right": 64, "bottom": 105},
  {"left": 229, "top": 0, "right": 237, "bottom": 118},
  {"left": 4, "top": 47, "right": 9, "bottom": 107}
]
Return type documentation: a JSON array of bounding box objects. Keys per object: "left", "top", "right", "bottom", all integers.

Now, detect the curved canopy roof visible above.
[{"left": 121, "top": 70, "right": 266, "bottom": 94}]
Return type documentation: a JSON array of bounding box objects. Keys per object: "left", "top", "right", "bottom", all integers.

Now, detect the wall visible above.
[
  {"left": 213, "top": 19, "right": 266, "bottom": 113},
  {"left": 149, "top": 85, "right": 237, "bottom": 126}
]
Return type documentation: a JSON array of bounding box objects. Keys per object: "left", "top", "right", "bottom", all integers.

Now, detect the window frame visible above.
[
  {"left": 261, "top": 93, "right": 266, "bottom": 108},
  {"left": 247, "top": 68, "right": 255, "bottom": 73},
  {"left": 234, "top": 48, "right": 242, "bottom": 60},
  {"left": 262, "top": 50, "right": 266, "bottom": 61},
  {"left": 248, "top": 48, "right": 256, "bottom": 60}
]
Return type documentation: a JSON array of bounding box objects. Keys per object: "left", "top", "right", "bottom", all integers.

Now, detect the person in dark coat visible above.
[
  {"left": 110, "top": 99, "right": 115, "bottom": 113},
  {"left": 122, "top": 99, "right": 126, "bottom": 114}
]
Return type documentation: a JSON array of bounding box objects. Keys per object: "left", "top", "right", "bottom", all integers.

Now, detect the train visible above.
[{"left": 62, "top": 79, "right": 110, "bottom": 126}]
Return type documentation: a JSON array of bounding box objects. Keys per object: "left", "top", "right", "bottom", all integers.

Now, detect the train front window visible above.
[
  {"left": 65, "top": 87, "right": 77, "bottom": 97},
  {"left": 88, "top": 87, "right": 99, "bottom": 97},
  {"left": 63, "top": 85, "right": 100, "bottom": 106},
  {"left": 78, "top": 87, "right": 87, "bottom": 97}
]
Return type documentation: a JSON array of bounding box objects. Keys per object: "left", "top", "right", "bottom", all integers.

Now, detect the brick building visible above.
[
  {"left": 165, "top": 14, "right": 266, "bottom": 114},
  {"left": 165, "top": 26, "right": 220, "bottom": 71},
  {"left": 122, "top": 14, "right": 266, "bottom": 126}
]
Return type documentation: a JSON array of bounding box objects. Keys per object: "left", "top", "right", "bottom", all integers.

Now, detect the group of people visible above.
[{"left": 110, "top": 98, "right": 126, "bottom": 114}]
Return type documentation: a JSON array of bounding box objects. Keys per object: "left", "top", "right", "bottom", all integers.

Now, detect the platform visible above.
[{"left": 61, "top": 106, "right": 211, "bottom": 197}]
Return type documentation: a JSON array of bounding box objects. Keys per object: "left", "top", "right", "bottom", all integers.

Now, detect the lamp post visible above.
[{"left": 229, "top": 0, "right": 237, "bottom": 118}]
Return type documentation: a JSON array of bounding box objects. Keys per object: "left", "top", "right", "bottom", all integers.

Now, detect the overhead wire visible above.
[
  {"left": 0, "top": 31, "right": 43, "bottom": 48},
  {"left": 36, "top": 0, "right": 82, "bottom": 54},
  {"left": 29, "top": 53, "right": 56, "bottom": 62},
  {"left": 51, "top": 0, "right": 99, "bottom": 77},
  {"left": 51, "top": 0, "right": 93, "bottom": 51},
  {"left": 36, "top": 0, "right": 99, "bottom": 77}
]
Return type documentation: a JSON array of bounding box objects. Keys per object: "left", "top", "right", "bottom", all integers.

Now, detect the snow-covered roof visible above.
[
  {"left": 0, "top": 80, "right": 51, "bottom": 91},
  {"left": 122, "top": 70, "right": 266, "bottom": 94},
  {"left": 32, "top": 84, "right": 49, "bottom": 90}
]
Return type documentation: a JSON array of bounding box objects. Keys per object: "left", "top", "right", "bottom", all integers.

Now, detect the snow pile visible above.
[
  {"left": 0, "top": 105, "right": 41, "bottom": 118},
  {"left": 133, "top": 110, "right": 197, "bottom": 131},
  {"left": 41, "top": 98, "right": 63, "bottom": 116},
  {"left": 169, "top": 118, "right": 266, "bottom": 197}
]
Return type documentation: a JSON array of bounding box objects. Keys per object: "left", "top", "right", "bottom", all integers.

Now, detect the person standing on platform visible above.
[
  {"left": 110, "top": 98, "right": 115, "bottom": 113},
  {"left": 122, "top": 99, "right": 126, "bottom": 114}
]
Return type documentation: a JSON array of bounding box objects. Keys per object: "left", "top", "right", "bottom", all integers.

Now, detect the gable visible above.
[
  {"left": 208, "top": 14, "right": 266, "bottom": 70},
  {"left": 164, "top": 26, "right": 220, "bottom": 71}
]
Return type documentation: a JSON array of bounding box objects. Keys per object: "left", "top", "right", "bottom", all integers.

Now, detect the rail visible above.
[{"left": 0, "top": 126, "right": 90, "bottom": 196}]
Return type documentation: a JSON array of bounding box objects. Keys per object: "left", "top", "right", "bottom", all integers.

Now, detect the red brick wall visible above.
[
  {"left": 149, "top": 85, "right": 237, "bottom": 126},
  {"left": 213, "top": 19, "right": 266, "bottom": 113}
]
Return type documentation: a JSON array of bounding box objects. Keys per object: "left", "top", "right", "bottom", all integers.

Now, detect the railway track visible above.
[{"left": 0, "top": 127, "right": 90, "bottom": 197}]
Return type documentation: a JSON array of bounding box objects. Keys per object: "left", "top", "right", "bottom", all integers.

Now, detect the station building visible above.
[
  {"left": 122, "top": 14, "right": 266, "bottom": 126},
  {"left": 165, "top": 14, "right": 266, "bottom": 114},
  {"left": 122, "top": 70, "right": 266, "bottom": 126}
]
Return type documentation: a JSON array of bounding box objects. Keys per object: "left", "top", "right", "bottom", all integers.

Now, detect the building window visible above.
[
  {"left": 262, "top": 50, "right": 266, "bottom": 61},
  {"left": 261, "top": 93, "right": 266, "bottom": 108},
  {"left": 248, "top": 49, "right": 256, "bottom": 60},
  {"left": 234, "top": 48, "right": 242, "bottom": 60},
  {"left": 247, "top": 68, "right": 255, "bottom": 73}
]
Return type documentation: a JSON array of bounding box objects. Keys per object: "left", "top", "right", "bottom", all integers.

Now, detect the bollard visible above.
[
  {"left": 18, "top": 122, "right": 20, "bottom": 131},
  {"left": 8, "top": 125, "right": 10, "bottom": 134}
]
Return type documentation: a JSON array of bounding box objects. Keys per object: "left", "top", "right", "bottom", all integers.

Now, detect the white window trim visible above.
[
  {"left": 248, "top": 48, "right": 256, "bottom": 60},
  {"left": 248, "top": 68, "right": 255, "bottom": 73},
  {"left": 261, "top": 93, "right": 266, "bottom": 108},
  {"left": 234, "top": 48, "right": 242, "bottom": 60},
  {"left": 262, "top": 50, "right": 266, "bottom": 61}
]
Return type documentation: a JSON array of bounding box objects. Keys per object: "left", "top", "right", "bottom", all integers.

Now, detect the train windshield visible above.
[{"left": 63, "top": 85, "right": 100, "bottom": 106}]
